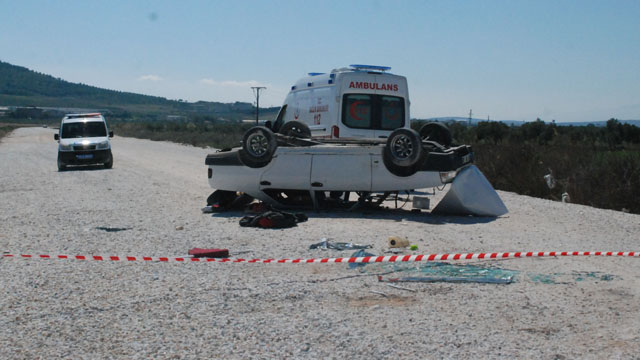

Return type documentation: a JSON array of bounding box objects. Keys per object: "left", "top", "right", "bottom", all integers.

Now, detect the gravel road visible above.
[{"left": 1, "top": 127, "right": 639, "bottom": 359}]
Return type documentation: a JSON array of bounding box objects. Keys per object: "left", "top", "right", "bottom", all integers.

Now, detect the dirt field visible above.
[{"left": 1, "top": 127, "right": 639, "bottom": 359}]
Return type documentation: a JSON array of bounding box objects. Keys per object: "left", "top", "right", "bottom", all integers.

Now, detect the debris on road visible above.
[
  {"left": 378, "top": 275, "right": 514, "bottom": 284},
  {"left": 309, "top": 238, "right": 373, "bottom": 251},
  {"left": 239, "top": 210, "right": 308, "bottom": 229},
  {"left": 386, "top": 283, "right": 417, "bottom": 292},
  {"left": 188, "top": 248, "right": 229, "bottom": 258},
  {"left": 96, "top": 226, "right": 131, "bottom": 232},
  {"left": 432, "top": 165, "right": 508, "bottom": 217},
  {"left": 388, "top": 236, "right": 409, "bottom": 248},
  {"left": 348, "top": 249, "right": 377, "bottom": 269}
]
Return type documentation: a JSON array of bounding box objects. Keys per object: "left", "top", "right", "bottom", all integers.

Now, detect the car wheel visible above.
[
  {"left": 57, "top": 155, "right": 66, "bottom": 171},
  {"left": 240, "top": 126, "right": 277, "bottom": 168},
  {"left": 419, "top": 122, "right": 452, "bottom": 147},
  {"left": 383, "top": 128, "right": 423, "bottom": 177},
  {"left": 104, "top": 154, "right": 113, "bottom": 169},
  {"left": 278, "top": 121, "right": 311, "bottom": 138}
]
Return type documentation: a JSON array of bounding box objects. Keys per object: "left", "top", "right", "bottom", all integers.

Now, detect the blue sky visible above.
[{"left": 1, "top": 0, "right": 639, "bottom": 122}]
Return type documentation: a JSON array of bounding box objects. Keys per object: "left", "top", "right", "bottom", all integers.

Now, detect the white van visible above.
[
  {"left": 54, "top": 113, "right": 113, "bottom": 171},
  {"left": 272, "top": 64, "right": 410, "bottom": 139}
]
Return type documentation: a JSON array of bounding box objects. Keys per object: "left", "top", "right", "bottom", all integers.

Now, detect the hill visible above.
[{"left": 0, "top": 60, "right": 279, "bottom": 121}]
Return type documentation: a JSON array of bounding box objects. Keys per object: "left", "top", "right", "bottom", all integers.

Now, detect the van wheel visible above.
[
  {"left": 104, "top": 155, "right": 113, "bottom": 169},
  {"left": 383, "top": 128, "right": 423, "bottom": 177},
  {"left": 103, "top": 151, "right": 113, "bottom": 169},
  {"left": 240, "top": 126, "right": 277, "bottom": 168},
  {"left": 57, "top": 156, "right": 66, "bottom": 171},
  {"left": 278, "top": 121, "right": 311, "bottom": 138},
  {"left": 419, "top": 122, "right": 452, "bottom": 147}
]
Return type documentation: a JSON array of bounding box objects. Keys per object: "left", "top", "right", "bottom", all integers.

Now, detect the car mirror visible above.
[
  {"left": 54, "top": 134, "right": 59, "bottom": 140},
  {"left": 109, "top": 131, "right": 114, "bottom": 138},
  {"left": 264, "top": 121, "right": 272, "bottom": 130}
]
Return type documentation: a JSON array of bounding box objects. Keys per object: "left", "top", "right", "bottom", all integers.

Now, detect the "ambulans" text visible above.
[{"left": 349, "top": 82, "right": 399, "bottom": 92}]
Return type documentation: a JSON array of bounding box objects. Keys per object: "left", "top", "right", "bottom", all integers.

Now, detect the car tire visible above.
[
  {"left": 419, "top": 122, "right": 452, "bottom": 147},
  {"left": 57, "top": 155, "right": 66, "bottom": 171},
  {"left": 240, "top": 126, "right": 277, "bottom": 168},
  {"left": 383, "top": 128, "right": 423, "bottom": 177},
  {"left": 104, "top": 153, "right": 113, "bottom": 169},
  {"left": 278, "top": 121, "right": 311, "bottom": 138}
]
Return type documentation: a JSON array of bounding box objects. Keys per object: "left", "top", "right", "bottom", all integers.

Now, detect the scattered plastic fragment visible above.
[
  {"left": 188, "top": 248, "right": 229, "bottom": 258},
  {"left": 370, "top": 290, "right": 388, "bottom": 297},
  {"left": 379, "top": 262, "right": 518, "bottom": 283},
  {"left": 386, "top": 283, "right": 416, "bottom": 292},
  {"left": 528, "top": 271, "right": 615, "bottom": 284},
  {"left": 378, "top": 275, "right": 513, "bottom": 284},
  {"left": 201, "top": 205, "right": 214, "bottom": 213},
  {"left": 388, "top": 236, "right": 409, "bottom": 248},
  {"left": 432, "top": 165, "right": 508, "bottom": 217},
  {"left": 96, "top": 227, "right": 131, "bottom": 232},
  {"left": 410, "top": 245, "right": 419, "bottom": 251},
  {"left": 348, "top": 249, "right": 376, "bottom": 269},
  {"left": 309, "top": 238, "right": 372, "bottom": 251}
]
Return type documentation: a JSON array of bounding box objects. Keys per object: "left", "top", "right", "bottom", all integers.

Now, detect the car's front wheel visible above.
[
  {"left": 57, "top": 154, "right": 66, "bottom": 171},
  {"left": 383, "top": 128, "right": 423, "bottom": 177},
  {"left": 104, "top": 154, "right": 113, "bottom": 169}
]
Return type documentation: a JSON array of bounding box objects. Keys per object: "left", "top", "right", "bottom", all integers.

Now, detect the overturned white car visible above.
[{"left": 205, "top": 122, "right": 507, "bottom": 216}]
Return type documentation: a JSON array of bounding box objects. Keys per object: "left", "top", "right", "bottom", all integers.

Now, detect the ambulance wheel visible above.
[
  {"left": 419, "top": 122, "right": 452, "bottom": 147},
  {"left": 383, "top": 128, "right": 423, "bottom": 177},
  {"left": 240, "top": 126, "right": 277, "bottom": 168},
  {"left": 278, "top": 121, "right": 311, "bottom": 138}
]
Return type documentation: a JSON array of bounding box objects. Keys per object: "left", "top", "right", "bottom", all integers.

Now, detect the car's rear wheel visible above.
[
  {"left": 278, "top": 121, "right": 311, "bottom": 138},
  {"left": 240, "top": 126, "right": 277, "bottom": 168},
  {"left": 419, "top": 122, "right": 452, "bottom": 147},
  {"left": 383, "top": 128, "right": 423, "bottom": 177}
]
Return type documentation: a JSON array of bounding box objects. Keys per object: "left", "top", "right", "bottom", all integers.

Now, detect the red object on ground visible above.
[{"left": 188, "top": 248, "right": 229, "bottom": 258}]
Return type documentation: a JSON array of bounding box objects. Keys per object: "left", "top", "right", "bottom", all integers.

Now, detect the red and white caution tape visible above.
[{"left": 3, "top": 251, "right": 639, "bottom": 264}]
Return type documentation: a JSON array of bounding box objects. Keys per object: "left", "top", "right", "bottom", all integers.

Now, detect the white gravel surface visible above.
[{"left": 1, "top": 127, "right": 640, "bottom": 359}]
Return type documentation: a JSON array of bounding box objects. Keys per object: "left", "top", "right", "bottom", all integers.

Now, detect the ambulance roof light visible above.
[
  {"left": 350, "top": 64, "right": 391, "bottom": 72},
  {"left": 308, "top": 72, "right": 325, "bottom": 76}
]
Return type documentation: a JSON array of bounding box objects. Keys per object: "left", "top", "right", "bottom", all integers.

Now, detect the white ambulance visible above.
[{"left": 272, "top": 64, "right": 410, "bottom": 139}]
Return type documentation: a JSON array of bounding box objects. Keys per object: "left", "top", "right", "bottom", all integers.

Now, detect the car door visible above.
[
  {"left": 310, "top": 149, "right": 372, "bottom": 191},
  {"left": 259, "top": 149, "right": 312, "bottom": 190}
]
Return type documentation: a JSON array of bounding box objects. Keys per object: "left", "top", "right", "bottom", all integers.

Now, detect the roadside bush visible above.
[{"left": 110, "top": 121, "right": 253, "bottom": 149}]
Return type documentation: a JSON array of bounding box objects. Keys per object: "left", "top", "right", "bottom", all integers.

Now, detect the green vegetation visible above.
[
  {"left": 0, "top": 124, "right": 22, "bottom": 141},
  {"left": 414, "top": 118, "right": 640, "bottom": 214},
  {"left": 110, "top": 120, "right": 255, "bottom": 149}
]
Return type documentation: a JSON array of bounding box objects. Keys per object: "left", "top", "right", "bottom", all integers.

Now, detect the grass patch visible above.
[{"left": 0, "top": 124, "right": 22, "bottom": 141}]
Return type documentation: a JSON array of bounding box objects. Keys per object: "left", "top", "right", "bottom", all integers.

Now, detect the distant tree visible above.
[{"left": 476, "top": 121, "right": 509, "bottom": 144}]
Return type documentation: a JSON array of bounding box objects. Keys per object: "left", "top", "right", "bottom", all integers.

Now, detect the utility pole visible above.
[{"left": 251, "top": 86, "right": 266, "bottom": 124}]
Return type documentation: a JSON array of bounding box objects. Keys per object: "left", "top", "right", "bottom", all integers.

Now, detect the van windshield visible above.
[{"left": 61, "top": 121, "right": 107, "bottom": 138}]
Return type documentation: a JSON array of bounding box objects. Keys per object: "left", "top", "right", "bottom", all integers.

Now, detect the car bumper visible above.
[
  {"left": 419, "top": 145, "right": 473, "bottom": 172},
  {"left": 58, "top": 149, "right": 112, "bottom": 165}
]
